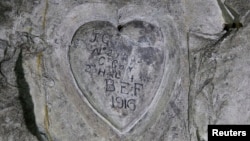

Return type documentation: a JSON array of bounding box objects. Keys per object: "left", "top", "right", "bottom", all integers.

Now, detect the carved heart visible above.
[{"left": 69, "top": 20, "right": 165, "bottom": 132}]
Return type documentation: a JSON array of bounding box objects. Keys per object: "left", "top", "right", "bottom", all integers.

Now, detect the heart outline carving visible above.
[
  {"left": 69, "top": 20, "right": 165, "bottom": 132},
  {"left": 56, "top": 4, "right": 178, "bottom": 134}
]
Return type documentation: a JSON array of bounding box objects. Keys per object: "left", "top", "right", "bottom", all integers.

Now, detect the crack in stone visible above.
[
  {"left": 186, "top": 31, "right": 193, "bottom": 141},
  {"left": 14, "top": 49, "right": 46, "bottom": 141}
]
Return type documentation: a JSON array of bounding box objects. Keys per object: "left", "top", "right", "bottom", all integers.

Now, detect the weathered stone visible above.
[{"left": 69, "top": 20, "right": 165, "bottom": 131}]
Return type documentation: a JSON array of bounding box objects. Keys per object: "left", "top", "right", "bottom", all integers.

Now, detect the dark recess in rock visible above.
[
  {"left": 118, "top": 25, "right": 123, "bottom": 31},
  {"left": 14, "top": 50, "right": 44, "bottom": 141}
]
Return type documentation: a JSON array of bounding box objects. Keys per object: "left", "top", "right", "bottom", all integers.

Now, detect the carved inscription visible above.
[
  {"left": 69, "top": 21, "right": 165, "bottom": 128},
  {"left": 82, "top": 29, "right": 146, "bottom": 111}
]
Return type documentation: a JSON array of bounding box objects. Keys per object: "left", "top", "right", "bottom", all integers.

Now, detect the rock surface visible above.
[{"left": 0, "top": 0, "right": 249, "bottom": 141}]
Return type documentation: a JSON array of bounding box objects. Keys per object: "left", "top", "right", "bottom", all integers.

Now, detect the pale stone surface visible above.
[
  {"left": 69, "top": 20, "right": 165, "bottom": 131},
  {"left": 0, "top": 0, "right": 249, "bottom": 141},
  {"left": 188, "top": 16, "right": 250, "bottom": 140}
]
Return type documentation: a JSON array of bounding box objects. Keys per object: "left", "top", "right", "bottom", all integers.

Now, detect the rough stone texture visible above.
[{"left": 0, "top": 0, "right": 249, "bottom": 141}]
